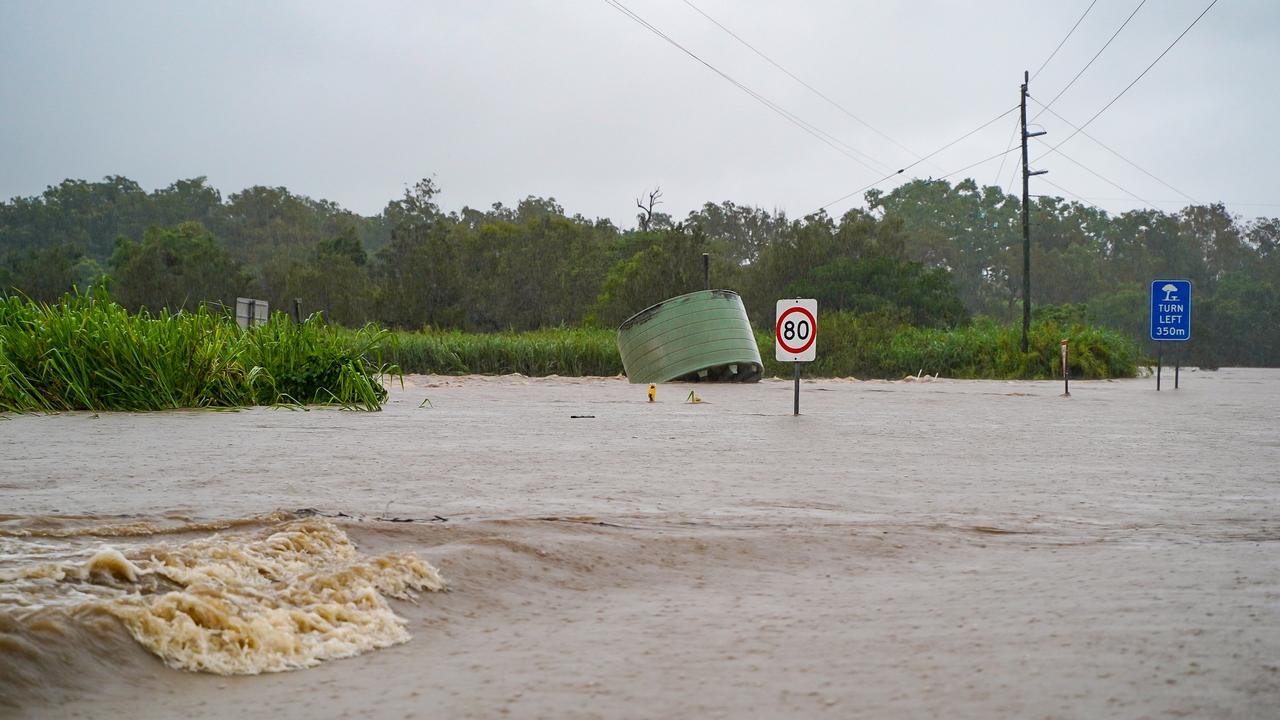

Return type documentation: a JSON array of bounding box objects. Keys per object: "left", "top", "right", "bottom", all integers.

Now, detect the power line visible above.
[
  {"left": 605, "top": 0, "right": 889, "bottom": 172},
  {"left": 1033, "top": 0, "right": 1220, "bottom": 163},
  {"left": 680, "top": 0, "right": 933, "bottom": 169},
  {"left": 1040, "top": 193, "right": 1280, "bottom": 209},
  {"left": 1034, "top": 137, "right": 1160, "bottom": 208},
  {"left": 817, "top": 105, "right": 1019, "bottom": 212},
  {"left": 1006, "top": 153, "right": 1024, "bottom": 197},
  {"left": 1004, "top": 112, "right": 1035, "bottom": 196},
  {"left": 1031, "top": 0, "right": 1100, "bottom": 80},
  {"left": 941, "top": 146, "right": 1021, "bottom": 182},
  {"left": 602, "top": 0, "right": 891, "bottom": 174},
  {"left": 1037, "top": 177, "right": 1105, "bottom": 210},
  {"left": 996, "top": 0, "right": 1099, "bottom": 189},
  {"left": 1032, "top": 0, "right": 1146, "bottom": 119},
  {"left": 993, "top": 114, "right": 1022, "bottom": 189},
  {"left": 1029, "top": 96, "right": 1197, "bottom": 203}
]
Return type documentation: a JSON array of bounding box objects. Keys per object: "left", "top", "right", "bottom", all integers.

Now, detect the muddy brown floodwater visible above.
[{"left": 1, "top": 370, "right": 1278, "bottom": 719}]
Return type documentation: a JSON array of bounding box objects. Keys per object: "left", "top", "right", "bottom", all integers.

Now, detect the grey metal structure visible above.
[{"left": 235, "top": 297, "right": 269, "bottom": 329}]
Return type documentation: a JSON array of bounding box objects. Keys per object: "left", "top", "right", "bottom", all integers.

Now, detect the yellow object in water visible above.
[{"left": 648, "top": 384, "right": 656, "bottom": 402}]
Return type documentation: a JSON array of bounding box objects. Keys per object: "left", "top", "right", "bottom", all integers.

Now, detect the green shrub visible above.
[{"left": 757, "top": 311, "right": 1137, "bottom": 379}]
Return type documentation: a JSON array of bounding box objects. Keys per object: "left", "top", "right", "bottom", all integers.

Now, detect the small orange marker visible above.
[{"left": 648, "top": 384, "right": 656, "bottom": 402}]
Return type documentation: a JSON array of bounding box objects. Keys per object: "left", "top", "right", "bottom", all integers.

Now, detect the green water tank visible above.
[{"left": 616, "top": 290, "right": 762, "bottom": 384}]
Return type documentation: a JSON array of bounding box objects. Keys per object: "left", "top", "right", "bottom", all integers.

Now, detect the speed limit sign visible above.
[{"left": 775, "top": 299, "right": 817, "bottom": 362}]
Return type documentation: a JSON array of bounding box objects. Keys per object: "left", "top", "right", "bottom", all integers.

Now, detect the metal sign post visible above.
[
  {"left": 793, "top": 362, "right": 801, "bottom": 415},
  {"left": 1150, "top": 280, "right": 1192, "bottom": 391},
  {"left": 1157, "top": 344, "right": 1163, "bottom": 391},
  {"left": 775, "top": 299, "right": 817, "bottom": 415}
]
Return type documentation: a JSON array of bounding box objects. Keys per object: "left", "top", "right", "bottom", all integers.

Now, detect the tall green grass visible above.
[
  {"left": 383, "top": 328, "right": 622, "bottom": 376},
  {"left": 0, "top": 291, "right": 396, "bottom": 412},
  {"left": 381, "top": 313, "right": 1136, "bottom": 380}
]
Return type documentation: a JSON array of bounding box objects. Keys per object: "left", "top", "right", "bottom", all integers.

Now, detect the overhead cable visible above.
[
  {"left": 940, "top": 146, "right": 1021, "bottom": 182},
  {"left": 817, "top": 105, "right": 1019, "bottom": 213},
  {"left": 1036, "top": 139, "right": 1160, "bottom": 208},
  {"left": 996, "top": 0, "right": 1099, "bottom": 188},
  {"left": 1033, "top": 0, "right": 1147, "bottom": 119},
  {"left": 1030, "top": 0, "right": 1100, "bottom": 81},
  {"left": 1036, "top": 177, "right": 1107, "bottom": 211},
  {"left": 603, "top": 0, "right": 891, "bottom": 174},
  {"left": 993, "top": 114, "right": 1022, "bottom": 191},
  {"left": 680, "top": 0, "right": 933, "bottom": 169},
  {"left": 1029, "top": 96, "right": 1197, "bottom": 203},
  {"left": 1033, "top": 0, "right": 1220, "bottom": 163},
  {"left": 1041, "top": 193, "right": 1280, "bottom": 209}
]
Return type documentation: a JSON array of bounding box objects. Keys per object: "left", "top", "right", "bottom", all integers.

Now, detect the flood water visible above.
[{"left": 2, "top": 370, "right": 1277, "bottom": 718}]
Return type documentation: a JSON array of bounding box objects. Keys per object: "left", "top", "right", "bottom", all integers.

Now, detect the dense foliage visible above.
[
  {"left": 756, "top": 312, "right": 1137, "bottom": 380},
  {"left": 0, "top": 292, "right": 394, "bottom": 412},
  {"left": 378, "top": 316, "right": 1136, "bottom": 381},
  {"left": 786, "top": 256, "right": 969, "bottom": 329},
  {"left": 2, "top": 175, "right": 1276, "bottom": 368}
]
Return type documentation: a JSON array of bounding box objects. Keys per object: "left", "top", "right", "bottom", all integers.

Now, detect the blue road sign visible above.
[{"left": 1150, "top": 279, "right": 1192, "bottom": 341}]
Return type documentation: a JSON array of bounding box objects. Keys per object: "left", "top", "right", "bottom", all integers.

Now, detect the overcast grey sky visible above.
[{"left": 1, "top": 0, "right": 1275, "bottom": 226}]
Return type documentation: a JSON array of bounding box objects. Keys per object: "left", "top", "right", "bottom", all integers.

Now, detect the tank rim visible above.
[{"left": 616, "top": 289, "right": 743, "bottom": 333}]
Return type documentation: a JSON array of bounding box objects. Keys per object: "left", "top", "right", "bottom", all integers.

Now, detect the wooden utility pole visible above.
[{"left": 1020, "top": 70, "right": 1047, "bottom": 353}]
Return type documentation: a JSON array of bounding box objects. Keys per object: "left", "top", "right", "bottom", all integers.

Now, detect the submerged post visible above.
[
  {"left": 1175, "top": 348, "right": 1180, "bottom": 389},
  {"left": 1060, "top": 339, "right": 1070, "bottom": 397},
  {"left": 793, "top": 361, "right": 801, "bottom": 416},
  {"left": 1157, "top": 344, "right": 1163, "bottom": 391},
  {"left": 293, "top": 298, "right": 302, "bottom": 323}
]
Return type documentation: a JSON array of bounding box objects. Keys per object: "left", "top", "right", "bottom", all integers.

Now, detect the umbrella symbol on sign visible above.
[{"left": 1161, "top": 283, "right": 1179, "bottom": 302}]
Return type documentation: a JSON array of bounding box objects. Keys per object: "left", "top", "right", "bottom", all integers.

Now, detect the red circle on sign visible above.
[{"left": 776, "top": 306, "right": 816, "bottom": 354}]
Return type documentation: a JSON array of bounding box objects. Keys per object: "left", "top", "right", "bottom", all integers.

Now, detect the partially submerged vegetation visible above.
[
  {"left": 383, "top": 328, "right": 623, "bottom": 377},
  {"left": 381, "top": 312, "right": 1137, "bottom": 380},
  {"left": 0, "top": 292, "right": 395, "bottom": 412},
  {"left": 755, "top": 312, "right": 1138, "bottom": 380},
  {"left": 0, "top": 292, "right": 1136, "bottom": 414}
]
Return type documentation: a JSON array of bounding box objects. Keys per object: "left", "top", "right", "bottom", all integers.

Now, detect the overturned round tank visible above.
[{"left": 616, "top": 289, "right": 763, "bottom": 384}]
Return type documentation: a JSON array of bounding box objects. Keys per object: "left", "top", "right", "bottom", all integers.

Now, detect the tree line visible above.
[{"left": 1, "top": 175, "right": 1277, "bottom": 367}]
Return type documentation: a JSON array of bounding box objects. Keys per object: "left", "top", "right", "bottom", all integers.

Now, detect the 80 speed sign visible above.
[{"left": 775, "top": 299, "right": 817, "bottom": 362}]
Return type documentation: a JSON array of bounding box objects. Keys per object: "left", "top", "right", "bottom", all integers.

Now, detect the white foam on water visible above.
[{"left": 0, "top": 517, "right": 446, "bottom": 676}]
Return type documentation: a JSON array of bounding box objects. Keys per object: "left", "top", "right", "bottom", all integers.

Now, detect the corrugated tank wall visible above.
[{"left": 616, "top": 290, "right": 762, "bottom": 384}]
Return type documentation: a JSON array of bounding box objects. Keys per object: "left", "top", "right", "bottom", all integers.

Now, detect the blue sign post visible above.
[{"left": 1150, "top": 279, "right": 1192, "bottom": 390}]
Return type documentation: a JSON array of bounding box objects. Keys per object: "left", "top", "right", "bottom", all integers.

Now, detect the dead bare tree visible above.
[{"left": 635, "top": 187, "right": 663, "bottom": 231}]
